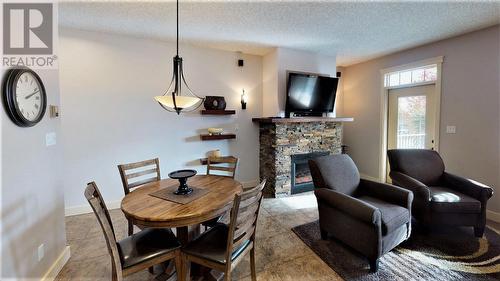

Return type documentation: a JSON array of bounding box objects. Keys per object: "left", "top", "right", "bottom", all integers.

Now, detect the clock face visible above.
[
  {"left": 15, "top": 72, "right": 44, "bottom": 122},
  {"left": 3, "top": 68, "right": 47, "bottom": 127}
]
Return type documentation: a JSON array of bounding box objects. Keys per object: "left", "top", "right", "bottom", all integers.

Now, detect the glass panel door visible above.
[
  {"left": 387, "top": 84, "right": 437, "bottom": 182},
  {"left": 396, "top": 95, "right": 426, "bottom": 149}
]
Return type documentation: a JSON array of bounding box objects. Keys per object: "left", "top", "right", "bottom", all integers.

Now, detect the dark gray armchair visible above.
[
  {"left": 309, "top": 154, "right": 413, "bottom": 272},
  {"left": 387, "top": 149, "right": 494, "bottom": 237}
]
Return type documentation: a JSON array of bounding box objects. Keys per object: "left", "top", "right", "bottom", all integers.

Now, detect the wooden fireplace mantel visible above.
[{"left": 252, "top": 117, "right": 354, "bottom": 124}]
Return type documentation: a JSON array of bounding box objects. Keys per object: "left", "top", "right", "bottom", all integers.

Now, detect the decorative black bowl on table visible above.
[{"left": 168, "top": 169, "right": 197, "bottom": 195}]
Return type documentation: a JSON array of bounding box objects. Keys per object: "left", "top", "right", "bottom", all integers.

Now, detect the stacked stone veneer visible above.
[{"left": 258, "top": 122, "right": 343, "bottom": 197}]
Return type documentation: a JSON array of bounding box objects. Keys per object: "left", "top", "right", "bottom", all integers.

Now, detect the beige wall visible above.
[
  {"left": 262, "top": 50, "right": 279, "bottom": 117},
  {"left": 262, "top": 47, "right": 337, "bottom": 117},
  {"left": 59, "top": 29, "right": 263, "bottom": 211},
  {"left": 342, "top": 25, "right": 500, "bottom": 212},
  {"left": 1, "top": 69, "right": 67, "bottom": 278}
]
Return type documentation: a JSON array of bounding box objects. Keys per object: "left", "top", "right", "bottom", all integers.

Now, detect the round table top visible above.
[{"left": 121, "top": 175, "right": 243, "bottom": 228}]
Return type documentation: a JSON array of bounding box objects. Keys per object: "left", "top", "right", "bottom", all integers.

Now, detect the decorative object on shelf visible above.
[
  {"left": 200, "top": 109, "right": 235, "bottom": 115},
  {"left": 3, "top": 68, "right": 47, "bottom": 127},
  {"left": 168, "top": 169, "right": 197, "bottom": 195},
  {"left": 154, "top": 0, "right": 203, "bottom": 114},
  {"left": 241, "top": 89, "right": 247, "bottom": 110},
  {"left": 203, "top": 96, "right": 226, "bottom": 110},
  {"left": 207, "top": 127, "right": 224, "bottom": 135},
  {"left": 211, "top": 149, "right": 222, "bottom": 158}
]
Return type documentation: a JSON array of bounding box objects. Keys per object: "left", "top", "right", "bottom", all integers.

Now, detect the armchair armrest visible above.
[
  {"left": 315, "top": 188, "right": 381, "bottom": 225},
  {"left": 360, "top": 178, "right": 413, "bottom": 210},
  {"left": 442, "top": 172, "right": 494, "bottom": 203},
  {"left": 389, "top": 171, "right": 430, "bottom": 202}
]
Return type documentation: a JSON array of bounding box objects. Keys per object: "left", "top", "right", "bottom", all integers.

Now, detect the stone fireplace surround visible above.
[{"left": 252, "top": 117, "right": 352, "bottom": 197}]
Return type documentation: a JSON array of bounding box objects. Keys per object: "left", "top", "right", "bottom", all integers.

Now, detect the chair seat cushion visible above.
[
  {"left": 358, "top": 196, "right": 410, "bottom": 235},
  {"left": 117, "top": 228, "right": 180, "bottom": 269},
  {"left": 182, "top": 223, "right": 250, "bottom": 265},
  {"left": 429, "top": 186, "right": 481, "bottom": 213}
]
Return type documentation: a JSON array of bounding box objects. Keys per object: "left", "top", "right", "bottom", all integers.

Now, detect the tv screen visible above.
[{"left": 285, "top": 73, "right": 338, "bottom": 115}]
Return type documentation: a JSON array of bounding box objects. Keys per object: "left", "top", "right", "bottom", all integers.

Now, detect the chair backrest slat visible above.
[
  {"left": 233, "top": 225, "right": 255, "bottom": 249},
  {"left": 234, "top": 215, "right": 258, "bottom": 239},
  {"left": 240, "top": 186, "right": 263, "bottom": 201},
  {"left": 236, "top": 199, "right": 260, "bottom": 225},
  {"left": 125, "top": 168, "right": 159, "bottom": 179},
  {"left": 118, "top": 158, "right": 161, "bottom": 194},
  {"left": 207, "top": 156, "right": 238, "bottom": 178},
  {"left": 127, "top": 176, "right": 160, "bottom": 189},
  {"left": 84, "top": 182, "right": 122, "bottom": 277},
  {"left": 225, "top": 179, "right": 266, "bottom": 263}
]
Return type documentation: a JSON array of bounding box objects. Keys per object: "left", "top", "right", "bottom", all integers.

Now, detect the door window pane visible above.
[
  {"left": 397, "top": 95, "right": 426, "bottom": 149},
  {"left": 399, "top": 71, "right": 412, "bottom": 85},
  {"left": 424, "top": 67, "right": 437, "bottom": 81},
  {"left": 411, "top": 69, "right": 425, "bottom": 83},
  {"left": 389, "top": 73, "right": 399, "bottom": 87},
  {"left": 384, "top": 65, "right": 437, "bottom": 88}
]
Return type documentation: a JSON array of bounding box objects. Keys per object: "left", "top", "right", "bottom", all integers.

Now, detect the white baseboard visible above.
[
  {"left": 41, "top": 246, "right": 70, "bottom": 281},
  {"left": 65, "top": 179, "right": 261, "bottom": 216},
  {"left": 487, "top": 210, "right": 500, "bottom": 223}
]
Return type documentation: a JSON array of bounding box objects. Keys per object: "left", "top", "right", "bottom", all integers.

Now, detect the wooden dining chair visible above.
[
  {"left": 118, "top": 158, "right": 161, "bottom": 235},
  {"left": 181, "top": 179, "right": 267, "bottom": 281},
  {"left": 84, "top": 182, "right": 182, "bottom": 281},
  {"left": 206, "top": 156, "right": 238, "bottom": 178},
  {"left": 202, "top": 156, "right": 239, "bottom": 229}
]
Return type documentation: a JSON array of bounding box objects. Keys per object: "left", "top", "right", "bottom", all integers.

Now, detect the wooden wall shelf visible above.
[
  {"left": 199, "top": 158, "right": 225, "bottom": 165},
  {"left": 252, "top": 117, "right": 354, "bottom": 124},
  {"left": 201, "top": 110, "right": 236, "bottom": 115},
  {"left": 200, "top": 134, "right": 236, "bottom": 141}
]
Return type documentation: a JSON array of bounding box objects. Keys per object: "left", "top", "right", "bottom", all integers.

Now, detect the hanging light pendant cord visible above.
[
  {"left": 172, "top": 0, "right": 180, "bottom": 113},
  {"left": 176, "top": 0, "right": 179, "bottom": 56},
  {"left": 154, "top": 0, "right": 204, "bottom": 114}
]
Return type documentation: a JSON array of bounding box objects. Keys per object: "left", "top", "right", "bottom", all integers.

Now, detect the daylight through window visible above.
[{"left": 384, "top": 65, "right": 437, "bottom": 88}]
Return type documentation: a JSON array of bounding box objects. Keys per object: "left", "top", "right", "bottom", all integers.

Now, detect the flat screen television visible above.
[{"left": 285, "top": 72, "right": 339, "bottom": 117}]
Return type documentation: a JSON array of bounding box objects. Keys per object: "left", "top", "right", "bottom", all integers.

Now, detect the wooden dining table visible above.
[{"left": 121, "top": 175, "right": 243, "bottom": 245}]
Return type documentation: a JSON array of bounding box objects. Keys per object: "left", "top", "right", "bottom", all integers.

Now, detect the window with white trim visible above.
[{"left": 384, "top": 65, "right": 437, "bottom": 88}]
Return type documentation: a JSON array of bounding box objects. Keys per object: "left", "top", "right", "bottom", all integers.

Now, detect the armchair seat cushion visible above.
[
  {"left": 358, "top": 196, "right": 410, "bottom": 235},
  {"left": 429, "top": 186, "right": 481, "bottom": 213},
  {"left": 117, "top": 228, "right": 180, "bottom": 269}
]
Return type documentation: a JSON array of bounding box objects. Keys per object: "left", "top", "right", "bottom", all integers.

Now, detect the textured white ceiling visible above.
[{"left": 59, "top": 1, "right": 500, "bottom": 66}]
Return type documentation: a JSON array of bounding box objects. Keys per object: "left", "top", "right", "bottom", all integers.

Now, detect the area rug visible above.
[{"left": 292, "top": 221, "right": 500, "bottom": 280}]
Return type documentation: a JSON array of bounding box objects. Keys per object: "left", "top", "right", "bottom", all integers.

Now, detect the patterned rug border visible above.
[{"left": 292, "top": 220, "right": 500, "bottom": 281}]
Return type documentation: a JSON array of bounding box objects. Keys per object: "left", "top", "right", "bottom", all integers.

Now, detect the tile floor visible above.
[
  {"left": 56, "top": 193, "right": 341, "bottom": 281},
  {"left": 56, "top": 193, "right": 499, "bottom": 281}
]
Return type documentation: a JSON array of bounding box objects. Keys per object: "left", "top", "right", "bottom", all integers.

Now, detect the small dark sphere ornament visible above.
[
  {"left": 168, "top": 169, "right": 197, "bottom": 195},
  {"left": 203, "top": 96, "right": 226, "bottom": 110}
]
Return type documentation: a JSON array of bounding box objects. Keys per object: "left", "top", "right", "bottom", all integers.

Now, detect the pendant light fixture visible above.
[{"left": 154, "top": 0, "right": 203, "bottom": 114}]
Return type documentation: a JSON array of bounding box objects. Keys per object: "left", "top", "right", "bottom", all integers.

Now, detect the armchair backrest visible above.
[
  {"left": 387, "top": 149, "right": 444, "bottom": 186},
  {"left": 308, "top": 154, "right": 360, "bottom": 195}
]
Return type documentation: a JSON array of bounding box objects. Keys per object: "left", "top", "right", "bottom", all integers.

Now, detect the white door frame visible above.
[{"left": 378, "top": 56, "right": 444, "bottom": 182}]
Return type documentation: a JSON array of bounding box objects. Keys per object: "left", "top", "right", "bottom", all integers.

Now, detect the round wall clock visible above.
[{"left": 3, "top": 68, "right": 47, "bottom": 127}]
